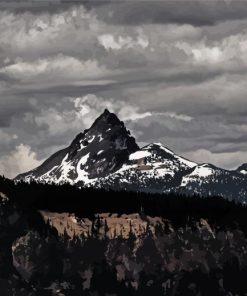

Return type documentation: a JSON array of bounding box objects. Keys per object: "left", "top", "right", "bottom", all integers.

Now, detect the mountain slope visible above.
[
  {"left": 176, "top": 163, "right": 247, "bottom": 202},
  {"left": 94, "top": 143, "right": 197, "bottom": 192},
  {"left": 93, "top": 144, "right": 247, "bottom": 202}
]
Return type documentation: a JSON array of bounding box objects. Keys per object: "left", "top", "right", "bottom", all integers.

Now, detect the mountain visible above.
[
  {"left": 15, "top": 110, "right": 247, "bottom": 202},
  {"left": 16, "top": 109, "right": 139, "bottom": 184}
]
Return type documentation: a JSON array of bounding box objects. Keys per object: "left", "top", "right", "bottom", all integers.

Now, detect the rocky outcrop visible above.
[
  {"left": 9, "top": 212, "right": 247, "bottom": 295},
  {"left": 41, "top": 211, "right": 167, "bottom": 239}
]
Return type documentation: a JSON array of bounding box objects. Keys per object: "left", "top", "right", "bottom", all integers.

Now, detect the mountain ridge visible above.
[{"left": 15, "top": 110, "right": 247, "bottom": 203}]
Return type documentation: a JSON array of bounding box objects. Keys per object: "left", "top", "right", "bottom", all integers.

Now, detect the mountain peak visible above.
[
  {"left": 97, "top": 108, "right": 112, "bottom": 121},
  {"left": 62, "top": 108, "right": 140, "bottom": 178},
  {"left": 89, "top": 109, "right": 124, "bottom": 132},
  {"left": 16, "top": 109, "right": 139, "bottom": 182},
  {"left": 103, "top": 108, "right": 110, "bottom": 115}
]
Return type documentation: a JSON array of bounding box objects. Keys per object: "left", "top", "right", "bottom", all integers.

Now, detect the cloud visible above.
[
  {"left": 118, "top": 107, "right": 151, "bottom": 121},
  {"left": 86, "top": 1, "right": 247, "bottom": 26},
  {"left": 3, "top": 0, "right": 247, "bottom": 30},
  {"left": 0, "top": 1, "right": 247, "bottom": 176},
  {"left": 0, "top": 6, "right": 103, "bottom": 60},
  {"left": 73, "top": 94, "right": 151, "bottom": 123},
  {"left": 176, "top": 30, "right": 247, "bottom": 69},
  {"left": 0, "top": 144, "right": 42, "bottom": 178},
  {"left": 2, "top": 1, "right": 247, "bottom": 30},
  {"left": 0, "top": 55, "right": 110, "bottom": 85},
  {"left": 162, "top": 112, "right": 193, "bottom": 122},
  {"left": 191, "top": 46, "right": 223, "bottom": 64},
  {"left": 35, "top": 108, "right": 80, "bottom": 136},
  {"left": 0, "top": 130, "right": 18, "bottom": 143},
  {"left": 98, "top": 33, "right": 149, "bottom": 51},
  {"left": 0, "top": 96, "right": 37, "bottom": 128}
]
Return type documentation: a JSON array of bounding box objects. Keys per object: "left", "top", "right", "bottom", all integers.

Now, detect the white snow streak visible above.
[{"left": 129, "top": 150, "right": 151, "bottom": 160}]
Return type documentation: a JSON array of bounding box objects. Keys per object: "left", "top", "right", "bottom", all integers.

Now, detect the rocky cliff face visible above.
[
  {"left": 0, "top": 184, "right": 247, "bottom": 295},
  {"left": 8, "top": 211, "right": 247, "bottom": 296},
  {"left": 41, "top": 211, "right": 167, "bottom": 239}
]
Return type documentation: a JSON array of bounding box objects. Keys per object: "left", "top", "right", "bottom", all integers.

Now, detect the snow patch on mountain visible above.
[
  {"left": 180, "top": 164, "right": 214, "bottom": 187},
  {"left": 129, "top": 150, "right": 151, "bottom": 160},
  {"left": 59, "top": 154, "right": 74, "bottom": 179},
  {"left": 240, "top": 170, "right": 247, "bottom": 175},
  {"left": 192, "top": 164, "right": 214, "bottom": 178},
  {"left": 79, "top": 153, "right": 90, "bottom": 166}
]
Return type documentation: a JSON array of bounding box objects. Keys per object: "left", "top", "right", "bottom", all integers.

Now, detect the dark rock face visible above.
[
  {"left": 16, "top": 109, "right": 139, "bottom": 182},
  {"left": 72, "top": 109, "right": 139, "bottom": 179}
]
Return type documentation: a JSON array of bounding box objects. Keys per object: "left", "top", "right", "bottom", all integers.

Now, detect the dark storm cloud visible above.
[
  {"left": 0, "top": 0, "right": 72, "bottom": 13},
  {"left": 0, "top": 97, "right": 36, "bottom": 127},
  {"left": 2, "top": 1, "right": 247, "bottom": 27},
  {"left": 1, "top": 0, "right": 247, "bottom": 177},
  {"left": 0, "top": 73, "right": 17, "bottom": 83},
  {"left": 0, "top": 0, "right": 107, "bottom": 14},
  {"left": 85, "top": 1, "right": 247, "bottom": 26},
  {"left": 6, "top": 69, "right": 222, "bottom": 99}
]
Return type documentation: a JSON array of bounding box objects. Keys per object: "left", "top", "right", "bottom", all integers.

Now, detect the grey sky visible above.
[{"left": 0, "top": 0, "right": 247, "bottom": 178}]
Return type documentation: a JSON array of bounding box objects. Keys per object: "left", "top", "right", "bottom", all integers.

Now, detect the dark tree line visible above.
[{"left": 0, "top": 175, "right": 247, "bottom": 232}]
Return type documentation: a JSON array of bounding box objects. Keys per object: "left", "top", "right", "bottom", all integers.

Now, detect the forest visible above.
[{"left": 1, "top": 175, "right": 247, "bottom": 232}]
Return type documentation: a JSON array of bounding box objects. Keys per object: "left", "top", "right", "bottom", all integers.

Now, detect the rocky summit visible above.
[{"left": 16, "top": 109, "right": 139, "bottom": 183}]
